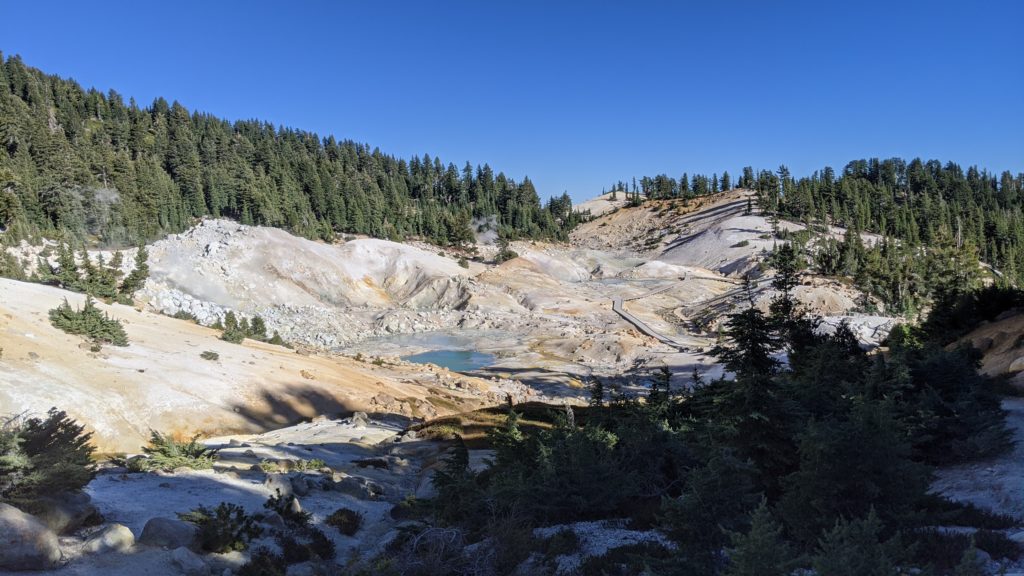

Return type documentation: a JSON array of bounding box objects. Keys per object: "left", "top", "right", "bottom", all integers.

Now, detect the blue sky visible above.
[{"left": 2, "top": 1, "right": 1021, "bottom": 202}]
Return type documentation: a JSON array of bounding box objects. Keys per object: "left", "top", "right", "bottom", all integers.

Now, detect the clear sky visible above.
[{"left": 2, "top": 0, "right": 1021, "bottom": 202}]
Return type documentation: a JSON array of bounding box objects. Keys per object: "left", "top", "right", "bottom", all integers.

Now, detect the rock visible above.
[
  {"left": 171, "top": 546, "right": 210, "bottom": 576},
  {"left": 82, "top": 523, "right": 135, "bottom": 554},
  {"left": 290, "top": 474, "right": 311, "bottom": 497},
  {"left": 288, "top": 497, "right": 304, "bottom": 516},
  {"left": 261, "top": 512, "right": 286, "bottom": 529},
  {"left": 264, "top": 473, "right": 293, "bottom": 497},
  {"left": 34, "top": 490, "right": 101, "bottom": 534},
  {"left": 1009, "top": 356, "right": 1024, "bottom": 373},
  {"left": 1009, "top": 529, "right": 1024, "bottom": 544},
  {"left": 351, "top": 411, "right": 369, "bottom": 427},
  {"left": 139, "top": 517, "right": 200, "bottom": 550},
  {"left": 0, "top": 503, "right": 62, "bottom": 570}
]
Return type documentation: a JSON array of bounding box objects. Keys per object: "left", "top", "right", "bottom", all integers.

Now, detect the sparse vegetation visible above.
[
  {"left": 325, "top": 507, "right": 363, "bottom": 536},
  {"left": 137, "top": 430, "right": 217, "bottom": 471},
  {"left": 49, "top": 296, "right": 129, "bottom": 347},
  {"left": 177, "top": 502, "right": 262, "bottom": 553},
  {"left": 200, "top": 350, "right": 219, "bottom": 361}
]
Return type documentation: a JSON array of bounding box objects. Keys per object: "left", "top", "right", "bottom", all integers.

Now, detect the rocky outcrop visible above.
[{"left": 0, "top": 503, "right": 62, "bottom": 570}]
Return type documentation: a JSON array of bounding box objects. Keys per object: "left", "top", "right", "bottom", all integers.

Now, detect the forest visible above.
[
  {"left": 416, "top": 255, "right": 1018, "bottom": 576},
  {"left": 0, "top": 54, "right": 583, "bottom": 248}
]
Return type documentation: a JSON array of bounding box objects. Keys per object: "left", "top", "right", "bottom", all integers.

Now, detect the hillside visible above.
[
  {"left": 0, "top": 54, "right": 581, "bottom": 247},
  {"left": 0, "top": 278, "right": 529, "bottom": 452}
]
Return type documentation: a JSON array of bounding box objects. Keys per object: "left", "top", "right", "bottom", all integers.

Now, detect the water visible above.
[{"left": 401, "top": 349, "right": 496, "bottom": 372}]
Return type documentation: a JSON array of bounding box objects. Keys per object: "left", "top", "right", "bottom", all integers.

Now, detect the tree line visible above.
[{"left": 0, "top": 54, "right": 584, "bottom": 248}]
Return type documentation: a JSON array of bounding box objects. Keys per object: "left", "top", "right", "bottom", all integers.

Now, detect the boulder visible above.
[
  {"left": 1008, "top": 356, "right": 1024, "bottom": 373},
  {"left": 82, "top": 523, "right": 135, "bottom": 554},
  {"left": 34, "top": 490, "right": 101, "bottom": 534},
  {"left": 0, "top": 503, "right": 62, "bottom": 570},
  {"left": 139, "top": 517, "right": 199, "bottom": 550},
  {"left": 264, "top": 473, "right": 293, "bottom": 497},
  {"left": 171, "top": 546, "right": 210, "bottom": 576},
  {"left": 351, "top": 411, "right": 370, "bottom": 427},
  {"left": 288, "top": 496, "right": 304, "bottom": 516}
]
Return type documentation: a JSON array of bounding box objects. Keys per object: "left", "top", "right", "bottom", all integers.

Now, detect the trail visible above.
[{"left": 611, "top": 280, "right": 691, "bottom": 349}]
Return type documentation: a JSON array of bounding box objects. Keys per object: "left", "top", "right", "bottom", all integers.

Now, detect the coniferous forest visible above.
[{"left": 0, "top": 54, "right": 581, "bottom": 247}]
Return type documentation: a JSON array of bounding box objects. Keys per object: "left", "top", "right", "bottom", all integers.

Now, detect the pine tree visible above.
[
  {"left": 119, "top": 245, "right": 149, "bottom": 296},
  {"left": 723, "top": 499, "right": 794, "bottom": 576}
]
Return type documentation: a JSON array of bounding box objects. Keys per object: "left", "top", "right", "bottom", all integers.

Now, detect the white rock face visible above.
[{"left": 818, "top": 315, "right": 897, "bottom": 348}]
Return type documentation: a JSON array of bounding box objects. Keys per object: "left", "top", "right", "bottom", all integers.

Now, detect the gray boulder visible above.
[
  {"left": 171, "top": 546, "right": 210, "bottom": 576},
  {"left": 139, "top": 517, "right": 199, "bottom": 550},
  {"left": 264, "top": 473, "right": 293, "bottom": 497},
  {"left": 351, "top": 411, "right": 370, "bottom": 427},
  {"left": 82, "top": 523, "right": 135, "bottom": 554},
  {"left": 0, "top": 503, "right": 62, "bottom": 570},
  {"left": 34, "top": 490, "right": 101, "bottom": 534}
]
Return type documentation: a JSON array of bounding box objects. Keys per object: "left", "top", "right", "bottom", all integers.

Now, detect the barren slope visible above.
[{"left": 0, "top": 279, "right": 494, "bottom": 452}]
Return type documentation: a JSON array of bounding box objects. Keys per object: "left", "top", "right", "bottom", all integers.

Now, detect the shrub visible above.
[
  {"left": 276, "top": 533, "right": 312, "bottom": 564},
  {"left": 177, "top": 502, "right": 262, "bottom": 552},
  {"left": 326, "top": 507, "right": 363, "bottom": 536},
  {"left": 172, "top": 310, "right": 198, "bottom": 322},
  {"left": 236, "top": 547, "right": 286, "bottom": 576},
  {"left": 458, "top": 257, "right": 469, "bottom": 268},
  {"left": 49, "top": 296, "right": 129, "bottom": 346},
  {"left": 139, "top": 430, "right": 217, "bottom": 471},
  {"left": 293, "top": 458, "right": 326, "bottom": 471},
  {"left": 308, "top": 527, "right": 336, "bottom": 560},
  {"left": 200, "top": 350, "right": 219, "bottom": 361},
  {"left": 0, "top": 409, "right": 96, "bottom": 512},
  {"left": 541, "top": 528, "right": 579, "bottom": 560}
]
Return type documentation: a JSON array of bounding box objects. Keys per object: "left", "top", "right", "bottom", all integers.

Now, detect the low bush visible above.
[
  {"left": 49, "top": 296, "right": 128, "bottom": 347},
  {"left": 236, "top": 547, "right": 286, "bottom": 576},
  {"left": 326, "top": 507, "right": 363, "bottom": 536},
  {"left": 200, "top": 350, "right": 219, "bottom": 361},
  {"left": 172, "top": 310, "right": 198, "bottom": 322},
  {"left": 139, "top": 430, "right": 217, "bottom": 471},
  {"left": 177, "top": 502, "right": 262, "bottom": 552}
]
